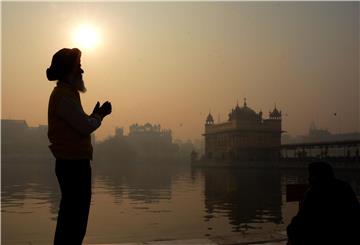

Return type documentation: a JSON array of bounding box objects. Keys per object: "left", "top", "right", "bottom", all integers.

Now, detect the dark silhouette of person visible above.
[
  {"left": 46, "top": 48, "right": 112, "bottom": 245},
  {"left": 287, "top": 161, "right": 360, "bottom": 245}
]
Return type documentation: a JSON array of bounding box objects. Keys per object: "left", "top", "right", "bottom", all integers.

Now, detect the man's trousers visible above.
[{"left": 54, "top": 159, "right": 92, "bottom": 245}]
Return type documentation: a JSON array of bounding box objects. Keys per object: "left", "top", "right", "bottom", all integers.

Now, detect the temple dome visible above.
[
  {"left": 269, "top": 105, "right": 282, "bottom": 119},
  {"left": 228, "top": 99, "right": 261, "bottom": 122},
  {"left": 206, "top": 113, "right": 214, "bottom": 125}
]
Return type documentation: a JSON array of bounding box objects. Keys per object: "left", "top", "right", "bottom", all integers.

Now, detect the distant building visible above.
[
  {"left": 203, "top": 99, "right": 282, "bottom": 161},
  {"left": 129, "top": 123, "right": 172, "bottom": 144},
  {"left": 282, "top": 122, "right": 360, "bottom": 144},
  {"left": 2, "top": 119, "right": 29, "bottom": 144},
  {"left": 308, "top": 121, "right": 331, "bottom": 140},
  {"left": 1, "top": 119, "right": 50, "bottom": 156},
  {"left": 95, "top": 123, "right": 179, "bottom": 162},
  {"left": 115, "top": 127, "right": 124, "bottom": 137}
]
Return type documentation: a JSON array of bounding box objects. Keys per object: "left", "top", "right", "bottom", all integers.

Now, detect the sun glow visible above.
[{"left": 72, "top": 24, "right": 101, "bottom": 51}]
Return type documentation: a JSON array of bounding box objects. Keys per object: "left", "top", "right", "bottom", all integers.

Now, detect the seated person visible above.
[{"left": 287, "top": 161, "right": 360, "bottom": 245}]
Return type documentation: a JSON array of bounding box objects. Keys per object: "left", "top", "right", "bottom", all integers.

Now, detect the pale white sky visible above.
[{"left": 2, "top": 2, "right": 359, "bottom": 140}]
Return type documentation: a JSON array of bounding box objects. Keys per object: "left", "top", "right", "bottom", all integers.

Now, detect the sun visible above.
[{"left": 72, "top": 24, "right": 100, "bottom": 51}]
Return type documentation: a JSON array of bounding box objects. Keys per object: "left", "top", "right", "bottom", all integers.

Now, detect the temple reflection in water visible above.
[
  {"left": 201, "top": 168, "right": 283, "bottom": 232},
  {"left": 3, "top": 156, "right": 360, "bottom": 244}
]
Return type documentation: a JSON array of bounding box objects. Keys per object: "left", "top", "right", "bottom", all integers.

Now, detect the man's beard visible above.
[{"left": 75, "top": 79, "right": 87, "bottom": 93}]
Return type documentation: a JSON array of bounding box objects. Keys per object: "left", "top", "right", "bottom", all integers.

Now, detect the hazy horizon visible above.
[{"left": 2, "top": 2, "right": 359, "bottom": 141}]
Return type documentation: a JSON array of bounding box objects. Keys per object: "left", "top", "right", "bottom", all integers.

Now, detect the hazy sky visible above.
[{"left": 2, "top": 2, "right": 359, "bottom": 141}]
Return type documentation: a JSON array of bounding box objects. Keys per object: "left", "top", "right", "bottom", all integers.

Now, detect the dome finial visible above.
[
  {"left": 270, "top": 103, "right": 282, "bottom": 119},
  {"left": 206, "top": 110, "right": 214, "bottom": 125}
]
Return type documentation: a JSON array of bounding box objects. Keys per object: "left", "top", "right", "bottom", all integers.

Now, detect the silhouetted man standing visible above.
[
  {"left": 287, "top": 161, "right": 360, "bottom": 245},
  {"left": 46, "top": 48, "right": 111, "bottom": 245}
]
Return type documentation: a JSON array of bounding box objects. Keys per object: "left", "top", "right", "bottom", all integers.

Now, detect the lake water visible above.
[{"left": 2, "top": 157, "right": 360, "bottom": 245}]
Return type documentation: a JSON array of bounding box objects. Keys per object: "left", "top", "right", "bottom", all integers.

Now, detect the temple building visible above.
[
  {"left": 203, "top": 99, "right": 282, "bottom": 161},
  {"left": 128, "top": 123, "right": 172, "bottom": 144}
]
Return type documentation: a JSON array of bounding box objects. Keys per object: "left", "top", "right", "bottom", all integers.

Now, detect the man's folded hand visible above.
[
  {"left": 98, "top": 101, "right": 112, "bottom": 119},
  {"left": 91, "top": 101, "right": 100, "bottom": 116}
]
